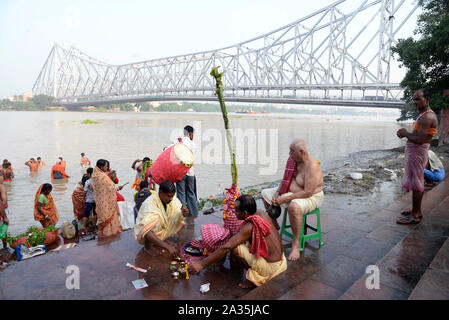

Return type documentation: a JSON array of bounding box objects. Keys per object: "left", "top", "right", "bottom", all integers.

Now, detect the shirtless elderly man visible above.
[{"left": 261, "top": 139, "right": 324, "bottom": 261}]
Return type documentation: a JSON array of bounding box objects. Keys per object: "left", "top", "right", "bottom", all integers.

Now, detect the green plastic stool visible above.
[{"left": 279, "top": 207, "right": 324, "bottom": 251}]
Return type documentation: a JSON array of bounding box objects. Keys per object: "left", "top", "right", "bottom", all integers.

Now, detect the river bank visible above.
[
  {"left": 1, "top": 158, "right": 448, "bottom": 300},
  {"left": 199, "top": 143, "right": 449, "bottom": 214},
  {"left": 1, "top": 143, "right": 449, "bottom": 300}
]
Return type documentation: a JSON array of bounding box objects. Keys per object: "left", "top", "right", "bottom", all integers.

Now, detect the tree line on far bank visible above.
[
  {"left": 0, "top": 95, "right": 58, "bottom": 111},
  {"left": 0, "top": 98, "right": 390, "bottom": 117}
]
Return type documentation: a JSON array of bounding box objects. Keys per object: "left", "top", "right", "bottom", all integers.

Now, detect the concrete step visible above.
[
  {"left": 241, "top": 176, "right": 449, "bottom": 300},
  {"left": 339, "top": 187, "right": 449, "bottom": 300},
  {"left": 408, "top": 234, "right": 449, "bottom": 299}
]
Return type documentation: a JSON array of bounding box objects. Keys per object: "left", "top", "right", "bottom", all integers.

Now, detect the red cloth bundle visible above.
[
  {"left": 280, "top": 157, "right": 296, "bottom": 195},
  {"left": 244, "top": 215, "right": 272, "bottom": 259},
  {"left": 200, "top": 224, "right": 230, "bottom": 253}
]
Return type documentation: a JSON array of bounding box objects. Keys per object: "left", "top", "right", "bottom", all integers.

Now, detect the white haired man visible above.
[{"left": 261, "top": 139, "right": 324, "bottom": 261}]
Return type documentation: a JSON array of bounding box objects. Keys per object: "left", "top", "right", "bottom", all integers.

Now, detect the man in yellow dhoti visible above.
[
  {"left": 134, "top": 180, "right": 189, "bottom": 257},
  {"left": 190, "top": 195, "right": 287, "bottom": 288}
]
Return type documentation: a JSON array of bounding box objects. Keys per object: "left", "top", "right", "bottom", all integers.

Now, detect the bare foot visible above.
[
  {"left": 288, "top": 246, "right": 301, "bottom": 261},
  {"left": 238, "top": 280, "right": 256, "bottom": 289}
]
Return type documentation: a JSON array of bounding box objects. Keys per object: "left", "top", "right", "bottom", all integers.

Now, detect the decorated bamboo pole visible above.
[
  {"left": 210, "top": 66, "right": 243, "bottom": 235},
  {"left": 210, "top": 66, "right": 238, "bottom": 186}
]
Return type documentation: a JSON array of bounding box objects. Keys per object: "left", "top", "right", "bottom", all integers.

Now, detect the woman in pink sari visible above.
[{"left": 91, "top": 159, "right": 122, "bottom": 239}]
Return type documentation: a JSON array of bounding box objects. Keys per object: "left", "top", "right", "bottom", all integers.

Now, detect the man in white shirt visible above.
[{"left": 173, "top": 125, "right": 199, "bottom": 217}]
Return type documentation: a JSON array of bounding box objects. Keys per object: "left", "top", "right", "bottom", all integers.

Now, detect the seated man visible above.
[
  {"left": 261, "top": 139, "right": 323, "bottom": 261},
  {"left": 134, "top": 180, "right": 189, "bottom": 257},
  {"left": 425, "top": 150, "right": 445, "bottom": 184},
  {"left": 189, "top": 195, "right": 287, "bottom": 289}
]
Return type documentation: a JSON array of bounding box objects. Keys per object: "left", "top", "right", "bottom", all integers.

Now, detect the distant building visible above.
[{"left": 9, "top": 91, "right": 33, "bottom": 102}]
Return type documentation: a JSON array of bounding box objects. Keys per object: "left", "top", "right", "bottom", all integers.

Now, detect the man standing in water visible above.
[
  {"left": 397, "top": 89, "right": 438, "bottom": 224},
  {"left": 25, "top": 158, "right": 39, "bottom": 172},
  {"left": 37, "top": 157, "right": 45, "bottom": 167},
  {"left": 1, "top": 163, "right": 14, "bottom": 182}
]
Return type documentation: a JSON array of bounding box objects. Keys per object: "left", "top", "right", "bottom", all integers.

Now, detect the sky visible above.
[{"left": 0, "top": 0, "right": 420, "bottom": 98}]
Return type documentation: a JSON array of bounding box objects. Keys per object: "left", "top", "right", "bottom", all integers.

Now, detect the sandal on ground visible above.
[
  {"left": 400, "top": 211, "right": 423, "bottom": 219},
  {"left": 396, "top": 216, "right": 421, "bottom": 225}
]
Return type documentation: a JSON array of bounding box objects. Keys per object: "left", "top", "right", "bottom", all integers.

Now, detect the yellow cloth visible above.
[
  {"left": 237, "top": 242, "right": 287, "bottom": 287},
  {"left": 134, "top": 192, "right": 185, "bottom": 244},
  {"left": 261, "top": 188, "right": 323, "bottom": 214}
]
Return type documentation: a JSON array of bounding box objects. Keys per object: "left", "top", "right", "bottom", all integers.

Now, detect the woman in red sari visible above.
[
  {"left": 72, "top": 174, "right": 89, "bottom": 221},
  {"left": 34, "top": 183, "right": 59, "bottom": 228}
]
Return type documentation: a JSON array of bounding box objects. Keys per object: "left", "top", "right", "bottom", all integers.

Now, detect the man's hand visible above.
[
  {"left": 272, "top": 194, "right": 279, "bottom": 206},
  {"left": 397, "top": 128, "right": 408, "bottom": 139},
  {"left": 166, "top": 244, "right": 178, "bottom": 258},
  {"left": 3, "top": 217, "right": 9, "bottom": 225},
  {"left": 181, "top": 205, "right": 189, "bottom": 217},
  {"left": 189, "top": 262, "right": 203, "bottom": 275},
  {"left": 273, "top": 194, "right": 287, "bottom": 206},
  {"left": 276, "top": 195, "right": 289, "bottom": 205}
]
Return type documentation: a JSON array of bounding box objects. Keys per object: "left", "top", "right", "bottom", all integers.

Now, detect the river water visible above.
[{"left": 1, "top": 111, "right": 408, "bottom": 235}]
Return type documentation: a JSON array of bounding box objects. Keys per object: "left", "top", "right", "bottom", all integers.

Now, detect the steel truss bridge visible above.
[{"left": 32, "top": 0, "right": 419, "bottom": 109}]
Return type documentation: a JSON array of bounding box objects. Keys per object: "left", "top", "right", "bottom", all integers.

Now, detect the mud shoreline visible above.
[{"left": 200, "top": 143, "right": 449, "bottom": 213}]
